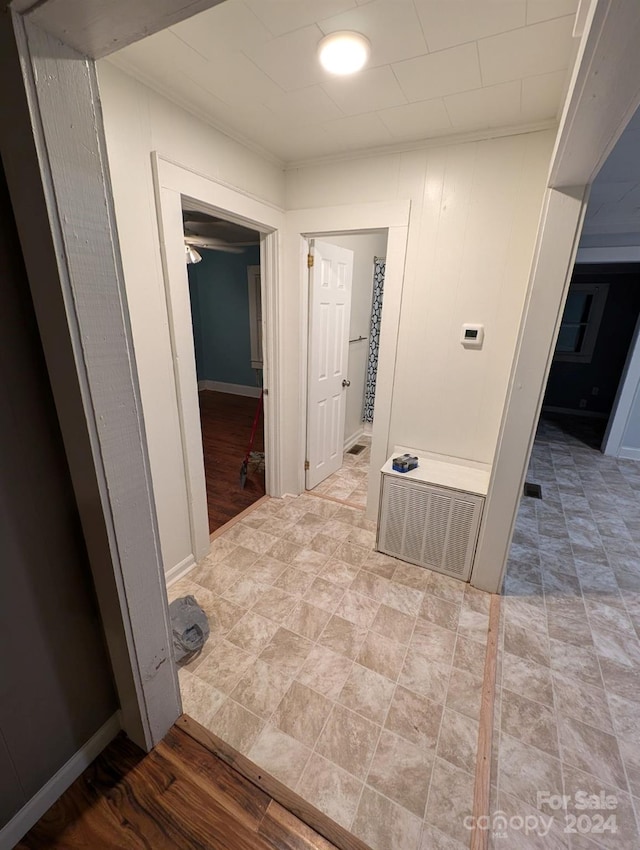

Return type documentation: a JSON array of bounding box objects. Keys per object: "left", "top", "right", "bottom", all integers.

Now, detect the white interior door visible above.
[{"left": 306, "top": 239, "right": 354, "bottom": 490}]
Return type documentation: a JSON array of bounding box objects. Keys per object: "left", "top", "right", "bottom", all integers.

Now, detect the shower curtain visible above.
[{"left": 363, "top": 256, "right": 385, "bottom": 423}]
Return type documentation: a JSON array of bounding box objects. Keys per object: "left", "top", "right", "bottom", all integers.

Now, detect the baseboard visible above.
[
  {"left": 618, "top": 446, "right": 640, "bottom": 461},
  {"left": 0, "top": 712, "right": 121, "bottom": 850},
  {"left": 343, "top": 428, "right": 364, "bottom": 452},
  {"left": 542, "top": 406, "right": 608, "bottom": 420},
  {"left": 197, "top": 380, "right": 261, "bottom": 398},
  {"left": 165, "top": 554, "right": 196, "bottom": 587}
]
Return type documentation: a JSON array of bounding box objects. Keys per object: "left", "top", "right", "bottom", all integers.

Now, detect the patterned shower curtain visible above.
[{"left": 363, "top": 257, "right": 385, "bottom": 423}]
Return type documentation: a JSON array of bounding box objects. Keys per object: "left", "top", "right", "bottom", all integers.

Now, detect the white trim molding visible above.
[
  {"left": 151, "top": 153, "right": 285, "bottom": 565},
  {"left": 165, "top": 554, "right": 197, "bottom": 587},
  {"left": 618, "top": 446, "right": 640, "bottom": 460},
  {"left": 0, "top": 713, "right": 121, "bottom": 849}
]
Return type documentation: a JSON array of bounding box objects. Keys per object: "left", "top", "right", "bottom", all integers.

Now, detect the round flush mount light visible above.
[{"left": 318, "top": 31, "right": 371, "bottom": 75}]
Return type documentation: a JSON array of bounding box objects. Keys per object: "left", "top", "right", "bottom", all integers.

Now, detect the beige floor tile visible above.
[
  {"left": 178, "top": 669, "right": 226, "bottom": 729},
  {"left": 385, "top": 685, "right": 443, "bottom": 749},
  {"left": 501, "top": 651, "right": 554, "bottom": 707},
  {"left": 599, "top": 657, "right": 640, "bottom": 704},
  {"left": 504, "top": 619, "right": 550, "bottom": 667},
  {"left": 225, "top": 610, "right": 279, "bottom": 654},
  {"left": 296, "top": 644, "right": 354, "bottom": 700},
  {"left": 319, "top": 558, "right": 360, "bottom": 587},
  {"left": 350, "top": 569, "right": 390, "bottom": 601},
  {"left": 338, "top": 663, "right": 395, "bottom": 723},
  {"left": 259, "top": 627, "right": 313, "bottom": 675},
  {"left": 352, "top": 786, "right": 422, "bottom": 850},
  {"left": 424, "top": 571, "right": 466, "bottom": 605},
  {"left": 248, "top": 725, "right": 311, "bottom": 789},
  {"left": 446, "top": 666, "right": 483, "bottom": 720},
  {"left": 363, "top": 551, "right": 398, "bottom": 579},
  {"left": 268, "top": 538, "right": 303, "bottom": 565},
  {"left": 437, "top": 708, "right": 478, "bottom": 775},
  {"left": 367, "top": 729, "right": 434, "bottom": 817},
  {"left": 356, "top": 630, "right": 406, "bottom": 681},
  {"left": 420, "top": 824, "right": 467, "bottom": 850},
  {"left": 205, "top": 536, "right": 238, "bottom": 564},
  {"left": 244, "top": 555, "right": 288, "bottom": 585},
  {"left": 334, "top": 589, "right": 380, "bottom": 628},
  {"left": 208, "top": 698, "right": 264, "bottom": 754},
  {"left": 607, "top": 692, "right": 640, "bottom": 741},
  {"left": 552, "top": 671, "right": 614, "bottom": 733},
  {"left": 272, "top": 566, "right": 316, "bottom": 597},
  {"left": 452, "top": 634, "right": 486, "bottom": 674},
  {"left": 411, "top": 619, "right": 457, "bottom": 665},
  {"left": 309, "top": 533, "right": 341, "bottom": 556},
  {"left": 222, "top": 576, "right": 269, "bottom": 608},
  {"left": 497, "top": 732, "right": 563, "bottom": 810},
  {"left": 457, "top": 607, "right": 490, "bottom": 642},
  {"left": 252, "top": 586, "right": 297, "bottom": 624},
  {"left": 195, "top": 639, "right": 255, "bottom": 694},
  {"left": 558, "top": 713, "right": 627, "bottom": 789},
  {"left": 321, "top": 519, "right": 352, "bottom": 541},
  {"left": 500, "top": 688, "right": 559, "bottom": 758},
  {"left": 563, "top": 764, "right": 638, "bottom": 850},
  {"left": 345, "top": 527, "right": 376, "bottom": 549},
  {"left": 317, "top": 614, "right": 368, "bottom": 660},
  {"left": 293, "top": 548, "right": 331, "bottom": 574},
  {"left": 189, "top": 562, "right": 241, "bottom": 597},
  {"left": 285, "top": 600, "right": 331, "bottom": 641},
  {"left": 391, "top": 562, "right": 430, "bottom": 591},
  {"left": 370, "top": 603, "right": 415, "bottom": 645},
  {"left": 229, "top": 658, "right": 292, "bottom": 719},
  {"left": 220, "top": 545, "right": 260, "bottom": 570},
  {"left": 315, "top": 703, "right": 379, "bottom": 779},
  {"left": 296, "top": 753, "right": 362, "bottom": 830},
  {"left": 548, "top": 638, "right": 603, "bottom": 688},
  {"left": 334, "top": 541, "right": 370, "bottom": 568},
  {"left": 303, "top": 576, "right": 345, "bottom": 613},
  {"left": 399, "top": 648, "right": 450, "bottom": 704},
  {"left": 271, "top": 680, "right": 333, "bottom": 748},
  {"left": 229, "top": 526, "right": 279, "bottom": 555},
  {"left": 424, "top": 758, "right": 474, "bottom": 847},
  {"left": 382, "top": 580, "right": 423, "bottom": 616},
  {"left": 419, "top": 594, "right": 461, "bottom": 631}
]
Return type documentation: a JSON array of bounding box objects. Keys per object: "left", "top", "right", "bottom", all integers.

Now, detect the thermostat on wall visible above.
[{"left": 461, "top": 323, "right": 484, "bottom": 348}]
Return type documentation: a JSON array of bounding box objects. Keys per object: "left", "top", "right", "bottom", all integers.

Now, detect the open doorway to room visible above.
[
  {"left": 183, "top": 206, "right": 266, "bottom": 533},
  {"left": 305, "top": 230, "right": 388, "bottom": 510},
  {"left": 539, "top": 262, "right": 640, "bottom": 451}
]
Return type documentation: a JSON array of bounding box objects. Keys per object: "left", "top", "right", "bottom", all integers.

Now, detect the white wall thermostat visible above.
[{"left": 461, "top": 323, "right": 484, "bottom": 348}]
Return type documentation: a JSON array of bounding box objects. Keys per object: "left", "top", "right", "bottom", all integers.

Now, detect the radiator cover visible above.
[{"left": 378, "top": 473, "right": 484, "bottom": 581}]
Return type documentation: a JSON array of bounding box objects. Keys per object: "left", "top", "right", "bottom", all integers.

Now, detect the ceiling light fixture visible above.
[
  {"left": 318, "top": 31, "right": 370, "bottom": 76},
  {"left": 185, "top": 243, "right": 202, "bottom": 264}
]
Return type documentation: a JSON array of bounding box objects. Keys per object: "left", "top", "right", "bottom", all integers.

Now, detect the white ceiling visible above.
[
  {"left": 580, "top": 106, "right": 640, "bottom": 248},
  {"left": 109, "top": 0, "right": 580, "bottom": 165}
]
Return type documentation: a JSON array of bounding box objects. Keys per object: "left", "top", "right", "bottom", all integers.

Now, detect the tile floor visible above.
[
  {"left": 170, "top": 489, "right": 491, "bottom": 850},
  {"left": 309, "top": 436, "right": 371, "bottom": 507},
  {"left": 491, "top": 415, "right": 640, "bottom": 849}
]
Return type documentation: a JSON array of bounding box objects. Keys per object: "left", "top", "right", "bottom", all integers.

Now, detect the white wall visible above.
[
  {"left": 325, "top": 232, "right": 388, "bottom": 446},
  {"left": 286, "top": 132, "right": 555, "bottom": 466},
  {"left": 99, "top": 59, "right": 554, "bottom": 575},
  {"left": 98, "top": 61, "right": 284, "bottom": 572}
]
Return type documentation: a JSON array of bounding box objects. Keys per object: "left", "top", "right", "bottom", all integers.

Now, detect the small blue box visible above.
[{"left": 392, "top": 454, "right": 419, "bottom": 473}]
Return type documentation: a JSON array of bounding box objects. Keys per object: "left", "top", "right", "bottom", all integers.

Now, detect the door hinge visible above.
[
  {"left": 304, "top": 460, "right": 310, "bottom": 470},
  {"left": 263, "top": 388, "right": 268, "bottom": 396},
  {"left": 307, "top": 253, "right": 314, "bottom": 268}
]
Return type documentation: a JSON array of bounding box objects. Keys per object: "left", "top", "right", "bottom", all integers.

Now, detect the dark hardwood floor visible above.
[
  {"left": 198, "top": 390, "right": 265, "bottom": 533},
  {"left": 17, "top": 725, "right": 337, "bottom": 850}
]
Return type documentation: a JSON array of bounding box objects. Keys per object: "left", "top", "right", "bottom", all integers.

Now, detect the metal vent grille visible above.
[{"left": 377, "top": 475, "right": 484, "bottom": 581}]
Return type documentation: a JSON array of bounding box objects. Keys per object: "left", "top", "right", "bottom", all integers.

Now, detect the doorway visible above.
[
  {"left": 541, "top": 263, "right": 640, "bottom": 451},
  {"left": 183, "top": 206, "right": 266, "bottom": 533},
  {"left": 305, "top": 230, "right": 388, "bottom": 510}
]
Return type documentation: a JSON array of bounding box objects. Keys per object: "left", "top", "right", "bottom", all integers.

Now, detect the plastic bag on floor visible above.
[{"left": 169, "top": 595, "right": 210, "bottom": 665}]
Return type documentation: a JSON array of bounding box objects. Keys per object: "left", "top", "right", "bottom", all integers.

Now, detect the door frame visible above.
[
  {"left": 152, "top": 154, "right": 285, "bottom": 562},
  {"left": 286, "top": 202, "right": 410, "bottom": 520}
]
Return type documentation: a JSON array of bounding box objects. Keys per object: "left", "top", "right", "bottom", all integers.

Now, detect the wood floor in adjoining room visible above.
[
  {"left": 199, "top": 390, "right": 265, "bottom": 533},
  {"left": 17, "top": 724, "right": 338, "bottom": 850}
]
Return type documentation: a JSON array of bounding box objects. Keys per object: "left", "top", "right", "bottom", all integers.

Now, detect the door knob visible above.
[{"left": 342, "top": 379, "right": 351, "bottom": 387}]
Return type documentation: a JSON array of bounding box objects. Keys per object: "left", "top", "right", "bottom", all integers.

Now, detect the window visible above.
[{"left": 554, "top": 282, "right": 608, "bottom": 363}]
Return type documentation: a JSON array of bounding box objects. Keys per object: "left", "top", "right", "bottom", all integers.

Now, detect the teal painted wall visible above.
[{"left": 188, "top": 245, "right": 260, "bottom": 386}]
